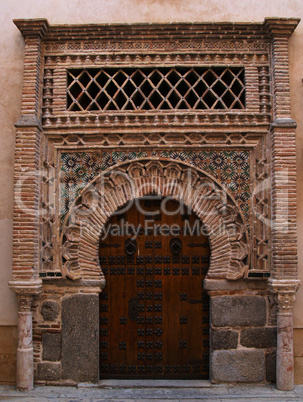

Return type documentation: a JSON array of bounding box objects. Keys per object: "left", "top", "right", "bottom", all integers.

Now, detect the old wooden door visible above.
[{"left": 99, "top": 197, "right": 210, "bottom": 378}]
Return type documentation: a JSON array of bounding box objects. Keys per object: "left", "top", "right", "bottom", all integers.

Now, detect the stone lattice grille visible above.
[{"left": 67, "top": 67, "right": 245, "bottom": 111}]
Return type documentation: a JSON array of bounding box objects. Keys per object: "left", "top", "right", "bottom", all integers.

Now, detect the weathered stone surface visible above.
[
  {"left": 41, "top": 301, "right": 59, "bottom": 322},
  {"left": 240, "top": 327, "right": 277, "bottom": 348},
  {"left": 211, "top": 296, "right": 266, "bottom": 327},
  {"left": 266, "top": 350, "right": 276, "bottom": 383},
  {"left": 204, "top": 279, "right": 267, "bottom": 291},
  {"left": 61, "top": 294, "right": 99, "bottom": 382},
  {"left": 36, "top": 362, "right": 61, "bottom": 381},
  {"left": 211, "top": 350, "right": 265, "bottom": 383},
  {"left": 42, "top": 333, "right": 61, "bottom": 362},
  {"left": 211, "top": 330, "right": 238, "bottom": 350}
]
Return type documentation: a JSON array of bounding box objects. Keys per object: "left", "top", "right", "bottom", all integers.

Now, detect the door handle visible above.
[{"left": 128, "top": 298, "right": 139, "bottom": 321}]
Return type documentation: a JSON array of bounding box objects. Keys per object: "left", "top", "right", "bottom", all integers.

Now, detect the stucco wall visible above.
[{"left": 1, "top": 0, "right": 303, "bottom": 384}]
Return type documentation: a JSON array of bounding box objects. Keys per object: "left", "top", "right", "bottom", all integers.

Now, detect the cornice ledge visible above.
[
  {"left": 264, "top": 17, "right": 300, "bottom": 37},
  {"left": 270, "top": 118, "right": 297, "bottom": 129},
  {"left": 45, "top": 21, "right": 269, "bottom": 41},
  {"left": 9, "top": 279, "right": 43, "bottom": 296},
  {"left": 268, "top": 278, "right": 301, "bottom": 294},
  {"left": 13, "top": 18, "right": 49, "bottom": 39},
  {"left": 15, "top": 114, "right": 42, "bottom": 130}
]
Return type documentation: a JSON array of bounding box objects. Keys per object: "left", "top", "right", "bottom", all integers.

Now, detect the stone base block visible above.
[
  {"left": 42, "top": 333, "right": 61, "bottom": 361},
  {"left": 211, "top": 296, "right": 266, "bottom": 327},
  {"left": 61, "top": 293, "right": 99, "bottom": 382},
  {"left": 211, "top": 349, "right": 265, "bottom": 383},
  {"left": 241, "top": 327, "right": 277, "bottom": 348},
  {"left": 36, "top": 362, "right": 61, "bottom": 381},
  {"left": 211, "top": 330, "right": 238, "bottom": 350}
]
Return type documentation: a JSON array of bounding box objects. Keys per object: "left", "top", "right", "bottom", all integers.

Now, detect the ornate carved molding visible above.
[
  {"left": 42, "top": 113, "right": 271, "bottom": 129},
  {"left": 60, "top": 159, "right": 249, "bottom": 281}
]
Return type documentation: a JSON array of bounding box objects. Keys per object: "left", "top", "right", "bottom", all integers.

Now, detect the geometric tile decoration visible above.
[{"left": 60, "top": 149, "right": 250, "bottom": 223}]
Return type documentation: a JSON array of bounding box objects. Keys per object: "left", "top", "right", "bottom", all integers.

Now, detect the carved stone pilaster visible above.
[
  {"left": 269, "top": 279, "right": 301, "bottom": 391},
  {"left": 9, "top": 280, "right": 42, "bottom": 391}
]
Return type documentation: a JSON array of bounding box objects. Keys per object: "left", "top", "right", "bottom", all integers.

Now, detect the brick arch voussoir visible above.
[{"left": 60, "top": 159, "right": 249, "bottom": 281}]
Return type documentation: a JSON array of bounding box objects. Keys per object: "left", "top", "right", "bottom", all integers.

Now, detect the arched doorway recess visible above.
[{"left": 99, "top": 197, "right": 210, "bottom": 378}]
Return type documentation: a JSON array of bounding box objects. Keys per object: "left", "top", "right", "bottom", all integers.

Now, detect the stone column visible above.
[
  {"left": 269, "top": 279, "right": 300, "bottom": 390},
  {"left": 9, "top": 280, "right": 42, "bottom": 391}
]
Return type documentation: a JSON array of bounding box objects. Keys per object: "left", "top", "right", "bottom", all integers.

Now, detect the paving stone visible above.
[
  {"left": 61, "top": 294, "right": 99, "bottom": 382},
  {"left": 211, "top": 330, "right": 238, "bottom": 350},
  {"left": 240, "top": 327, "right": 277, "bottom": 348},
  {"left": 211, "top": 349, "right": 265, "bottom": 383},
  {"left": 36, "top": 362, "right": 61, "bottom": 381},
  {"left": 42, "top": 333, "right": 61, "bottom": 361},
  {"left": 2, "top": 383, "right": 303, "bottom": 400},
  {"left": 211, "top": 296, "right": 266, "bottom": 327},
  {"left": 41, "top": 301, "right": 59, "bottom": 322}
]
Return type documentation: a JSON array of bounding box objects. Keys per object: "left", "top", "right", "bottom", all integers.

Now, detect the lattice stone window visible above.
[{"left": 67, "top": 67, "right": 245, "bottom": 111}]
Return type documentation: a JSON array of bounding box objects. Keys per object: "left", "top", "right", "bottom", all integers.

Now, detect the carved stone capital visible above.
[
  {"left": 270, "top": 118, "right": 297, "bottom": 129},
  {"left": 9, "top": 280, "right": 43, "bottom": 312},
  {"left": 15, "top": 114, "right": 42, "bottom": 130},
  {"left": 269, "top": 279, "right": 301, "bottom": 313},
  {"left": 16, "top": 295, "right": 33, "bottom": 312}
]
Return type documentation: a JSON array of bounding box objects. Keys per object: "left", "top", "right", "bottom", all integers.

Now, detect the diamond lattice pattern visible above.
[{"left": 67, "top": 67, "right": 245, "bottom": 111}]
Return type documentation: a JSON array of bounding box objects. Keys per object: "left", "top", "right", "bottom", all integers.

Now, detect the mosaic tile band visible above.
[{"left": 60, "top": 149, "right": 250, "bottom": 222}]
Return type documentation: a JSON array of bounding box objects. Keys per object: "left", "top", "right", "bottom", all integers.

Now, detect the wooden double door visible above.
[{"left": 99, "top": 197, "right": 210, "bottom": 378}]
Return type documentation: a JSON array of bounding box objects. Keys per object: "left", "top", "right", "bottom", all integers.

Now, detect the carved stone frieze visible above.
[{"left": 44, "top": 40, "right": 270, "bottom": 55}]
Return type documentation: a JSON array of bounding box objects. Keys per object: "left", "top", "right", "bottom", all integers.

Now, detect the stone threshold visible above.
[{"left": 78, "top": 380, "right": 223, "bottom": 388}]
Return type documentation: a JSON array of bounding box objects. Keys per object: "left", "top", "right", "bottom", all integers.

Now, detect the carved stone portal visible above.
[{"left": 9, "top": 18, "right": 301, "bottom": 391}]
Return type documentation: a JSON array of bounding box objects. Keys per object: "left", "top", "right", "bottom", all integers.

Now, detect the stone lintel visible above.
[
  {"left": 204, "top": 278, "right": 267, "bottom": 292},
  {"left": 15, "top": 114, "right": 42, "bottom": 130},
  {"left": 13, "top": 19, "right": 49, "bottom": 39},
  {"left": 265, "top": 18, "right": 300, "bottom": 37},
  {"left": 42, "top": 277, "right": 106, "bottom": 292},
  {"left": 270, "top": 118, "right": 297, "bottom": 129}
]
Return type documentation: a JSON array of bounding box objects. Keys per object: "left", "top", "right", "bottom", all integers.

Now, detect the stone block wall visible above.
[
  {"left": 208, "top": 284, "right": 277, "bottom": 384},
  {"left": 33, "top": 279, "right": 277, "bottom": 385},
  {"left": 33, "top": 280, "right": 101, "bottom": 385}
]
